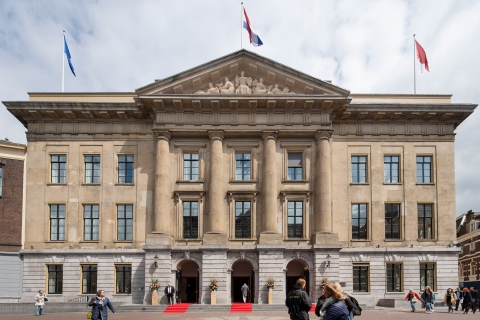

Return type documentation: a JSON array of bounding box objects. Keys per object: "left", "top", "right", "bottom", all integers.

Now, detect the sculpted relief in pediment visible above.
[{"left": 194, "top": 71, "right": 295, "bottom": 95}]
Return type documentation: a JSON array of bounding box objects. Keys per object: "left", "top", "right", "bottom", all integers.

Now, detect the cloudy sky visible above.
[{"left": 0, "top": 0, "right": 478, "bottom": 215}]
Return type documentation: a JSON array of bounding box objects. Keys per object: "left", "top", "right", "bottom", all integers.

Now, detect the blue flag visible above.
[{"left": 63, "top": 34, "right": 76, "bottom": 77}]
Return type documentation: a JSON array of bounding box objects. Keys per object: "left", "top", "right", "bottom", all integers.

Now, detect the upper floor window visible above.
[
  {"left": 470, "top": 221, "right": 478, "bottom": 233},
  {"left": 236, "top": 154, "right": 251, "bottom": 180},
  {"left": 84, "top": 205, "right": 99, "bottom": 241},
  {"left": 418, "top": 204, "right": 433, "bottom": 240},
  {"left": 353, "top": 265, "right": 369, "bottom": 292},
  {"left": 51, "top": 155, "right": 66, "bottom": 183},
  {"left": 352, "top": 156, "right": 367, "bottom": 183},
  {"left": 287, "top": 201, "right": 303, "bottom": 238},
  {"left": 116, "top": 265, "right": 132, "bottom": 294},
  {"left": 416, "top": 156, "right": 432, "bottom": 183},
  {"left": 82, "top": 265, "right": 97, "bottom": 294},
  {"left": 420, "top": 263, "right": 435, "bottom": 291},
  {"left": 50, "top": 204, "right": 65, "bottom": 241},
  {"left": 384, "top": 156, "right": 399, "bottom": 183},
  {"left": 0, "top": 166, "right": 3, "bottom": 197},
  {"left": 117, "top": 204, "right": 133, "bottom": 241},
  {"left": 183, "top": 201, "right": 198, "bottom": 239},
  {"left": 118, "top": 155, "right": 134, "bottom": 183},
  {"left": 235, "top": 201, "right": 251, "bottom": 238},
  {"left": 48, "top": 265, "right": 63, "bottom": 294},
  {"left": 385, "top": 204, "right": 400, "bottom": 240},
  {"left": 288, "top": 153, "right": 303, "bottom": 180},
  {"left": 352, "top": 204, "right": 368, "bottom": 240},
  {"left": 470, "top": 242, "right": 476, "bottom": 254},
  {"left": 85, "top": 156, "right": 100, "bottom": 183},
  {"left": 183, "top": 153, "right": 199, "bottom": 180}
]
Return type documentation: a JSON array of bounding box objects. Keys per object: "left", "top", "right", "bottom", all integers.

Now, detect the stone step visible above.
[{"left": 115, "top": 304, "right": 167, "bottom": 313}]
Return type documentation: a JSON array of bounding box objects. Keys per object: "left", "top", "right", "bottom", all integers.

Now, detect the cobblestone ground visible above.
[{"left": 0, "top": 307, "right": 477, "bottom": 319}]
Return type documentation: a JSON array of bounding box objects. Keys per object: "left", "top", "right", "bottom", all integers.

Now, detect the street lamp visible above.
[
  {"left": 154, "top": 254, "right": 159, "bottom": 269},
  {"left": 326, "top": 254, "right": 331, "bottom": 268}
]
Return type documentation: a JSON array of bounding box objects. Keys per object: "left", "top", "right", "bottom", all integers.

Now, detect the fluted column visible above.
[
  {"left": 205, "top": 131, "right": 226, "bottom": 235},
  {"left": 154, "top": 131, "right": 171, "bottom": 234},
  {"left": 314, "top": 131, "right": 332, "bottom": 233},
  {"left": 262, "top": 132, "right": 278, "bottom": 233}
]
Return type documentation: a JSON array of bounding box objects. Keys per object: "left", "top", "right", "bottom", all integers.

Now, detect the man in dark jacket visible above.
[
  {"left": 455, "top": 287, "right": 463, "bottom": 311},
  {"left": 470, "top": 287, "right": 478, "bottom": 313},
  {"left": 286, "top": 278, "right": 312, "bottom": 320},
  {"left": 164, "top": 282, "right": 175, "bottom": 305}
]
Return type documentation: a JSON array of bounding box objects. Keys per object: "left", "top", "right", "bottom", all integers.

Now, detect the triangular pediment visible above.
[{"left": 136, "top": 50, "right": 350, "bottom": 97}]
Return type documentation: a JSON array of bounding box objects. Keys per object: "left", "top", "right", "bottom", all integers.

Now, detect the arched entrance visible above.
[
  {"left": 231, "top": 260, "right": 255, "bottom": 303},
  {"left": 286, "top": 259, "right": 310, "bottom": 295},
  {"left": 177, "top": 260, "right": 199, "bottom": 303}
]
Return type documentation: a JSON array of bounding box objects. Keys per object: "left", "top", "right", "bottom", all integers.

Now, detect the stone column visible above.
[
  {"left": 312, "top": 131, "right": 338, "bottom": 244},
  {"left": 259, "top": 132, "right": 282, "bottom": 244},
  {"left": 204, "top": 131, "right": 227, "bottom": 243}
]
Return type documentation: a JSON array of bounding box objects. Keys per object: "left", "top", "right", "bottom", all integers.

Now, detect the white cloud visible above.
[{"left": 0, "top": 0, "right": 478, "bottom": 214}]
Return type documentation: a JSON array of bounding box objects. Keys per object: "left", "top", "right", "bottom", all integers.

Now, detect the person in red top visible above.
[{"left": 405, "top": 289, "right": 422, "bottom": 312}]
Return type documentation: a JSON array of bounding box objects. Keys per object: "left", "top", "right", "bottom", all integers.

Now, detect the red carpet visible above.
[
  {"left": 164, "top": 303, "right": 193, "bottom": 313},
  {"left": 310, "top": 304, "right": 316, "bottom": 312},
  {"left": 230, "top": 302, "right": 252, "bottom": 312}
]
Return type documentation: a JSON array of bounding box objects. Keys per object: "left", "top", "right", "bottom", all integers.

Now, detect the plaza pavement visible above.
[{"left": 0, "top": 307, "right": 475, "bottom": 320}]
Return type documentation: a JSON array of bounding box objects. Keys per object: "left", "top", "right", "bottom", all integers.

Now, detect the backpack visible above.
[{"left": 348, "top": 295, "right": 362, "bottom": 316}]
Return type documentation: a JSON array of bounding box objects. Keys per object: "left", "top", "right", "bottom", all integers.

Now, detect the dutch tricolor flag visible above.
[{"left": 243, "top": 8, "right": 263, "bottom": 47}]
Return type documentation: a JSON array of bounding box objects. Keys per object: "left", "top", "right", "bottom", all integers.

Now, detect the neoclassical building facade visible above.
[{"left": 4, "top": 50, "right": 475, "bottom": 305}]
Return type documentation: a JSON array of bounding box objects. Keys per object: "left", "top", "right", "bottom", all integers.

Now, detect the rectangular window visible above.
[
  {"left": 416, "top": 156, "right": 432, "bottom": 183},
  {"left": 183, "top": 153, "right": 199, "bottom": 180},
  {"left": 353, "top": 265, "right": 369, "bottom": 292},
  {"left": 0, "top": 166, "right": 3, "bottom": 197},
  {"left": 183, "top": 202, "right": 198, "bottom": 239},
  {"left": 82, "top": 265, "right": 97, "bottom": 294},
  {"left": 287, "top": 153, "right": 303, "bottom": 180},
  {"left": 470, "top": 242, "right": 476, "bottom": 254},
  {"left": 51, "top": 155, "right": 66, "bottom": 183},
  {"left": 235, "top": 201, "right": 251, "bottom": 238},
  {"left": 418, "top": 204, "right": 433, "bottom": 239},
  {"left": 235, "top": 154, "right": 251, "bottom": 180},
  {"left": 352, "top": 204, "right": 368, "bottom": 240},
  {"left": 48, "top": 265, "right": 63, "bottom": 294},
  {"left": 287, "top": 201, "right": 303, "bottom": 238},
  {"left": 420, "top": 263, "right": 435, "bottom": 291},
  {"left": 85, "top": 155, "right": 100, "bottom": 183},
  {"left": 385, "top": 204, "right": 400, "bottom": 240},
  {"left": 384, "top": 156, "right": 399, "bottom": 183},
  {"left": 83, "top": 205, "right": 99, "bottom": 241},
  {"left": 117, "top": 204, "right": 133, "bottom": 241},
  {"left": 386, "top": 264, "right": 402, "bottom": 292},
  {"left": 118, "top": 155, "right": 134, "bottom": 183},
  {"left": 351, "top": 156, "right": 367, "bottom": 183},
  {"left": 50, "top": 204, "right": 65, "bottom": 241},
  {"left": 115, "top": 265, "right": 132, "bottom": 294}
]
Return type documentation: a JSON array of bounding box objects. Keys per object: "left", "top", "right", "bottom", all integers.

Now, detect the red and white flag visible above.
[{"left": 415, "top": 40, "right": 429, "bottom": 72}]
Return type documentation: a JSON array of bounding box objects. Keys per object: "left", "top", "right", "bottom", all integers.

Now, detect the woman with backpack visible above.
[
  {"left": 315, "top": 282, "right": 349, "bottom": 320},
  {"left": 421, "top": 286, "right": 434, "bottom": 314},
  {"left": 404, "top": 289, "right": 422, "bottom": 312}
]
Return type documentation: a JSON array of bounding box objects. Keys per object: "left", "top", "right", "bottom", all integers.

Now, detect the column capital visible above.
[
  {"left": 208, "top": 130, "right": 224, "bottom": 142},
  {"left": 154, "top": 130, "right": 171, "bottom": 142},
  {"left": 315, "top": 131, "right": 333, "bottom": 142},
  {"left": 262, "top": 131, "right": 278, "bottom": 141}
]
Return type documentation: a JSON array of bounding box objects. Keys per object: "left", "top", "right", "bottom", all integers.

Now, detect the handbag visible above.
[
  {"left": 44, "top": 297, "right": 48, "bottom": 302},
  {"left": 412, "top": 297, "right": 418, "bottom": 303},
  {"left": 87, "top": 311, "right": 92, "bottom": 319}
]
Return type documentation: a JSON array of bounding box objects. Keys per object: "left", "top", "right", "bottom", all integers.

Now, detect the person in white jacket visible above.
[{"left": 34, "top": 290, "right": 47, "bottom": 316}]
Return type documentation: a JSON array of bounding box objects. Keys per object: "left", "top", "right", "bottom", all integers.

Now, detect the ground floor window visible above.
[
  {"left": 48, "top": 265, "right": 63, "bottom": 294},
  {"left": 353, "top": 264, "right": 369, "bottom": 292},
  {"left": 420, "top": 263, "right": 435, "bottom": 291},
  {"left": 116, "top": 265, "right": 132, "bottom": 293},
  {"left": 82, "top": 265, "right": 97, "bottom": 294},
  {"left": 386, "top": 263, "right": 402, "bottom": 292}
]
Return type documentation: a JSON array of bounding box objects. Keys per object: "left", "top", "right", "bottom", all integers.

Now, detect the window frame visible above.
[
  {"left": 287, "top": 152, "right": 303, "bottom": 181},
  {"left": 280, "top": 142, "right": 311, "bottom": 183},
  {"left": 175, "top": 142, "right": 206, "bottom": 183},
  {"left": 234, "top": 200, "right": 252, "bottom": 238},
  {"left": 281, "top": 192, "right": 311, "bottom": 241},
  {"left": 116, "top": 204, "right": 133, "bottom": 241},
  {"left": 416, "top": 155, "right": 433, "bottom": 183},
  {"left": 183, "top": 153, "right": 199, "bottom": 181},
  {"left": 50, "top": 154, "right": 67, "bottom": 184},
  {"left": 115, "top": 264, "right": 132, "bottom": 294},
  {"left": 117, "top": 155, "right": 134, "bottom": 184},
  {"left": 83, "top": 204, "right": 100, "bottom": 241},
  {"left": 182, "top": 201, "right": 199, "bottom": 239},
  {"left": 386, "top": 263, "right": 403, "bottom": 292},
  {"left": 84, "top": 155, "right": 100, "bottom": 184},
  {"left": 227, "top": 142, "right": 258, "bottom": 182},
  {"left": 385, "top": 203, "right": 401, "bottom": 240},
  {"left": 417, "top": 204, "right": 434, "bottom": 240},
  {"left": 384, "top": 155, "right": 400, "bottom": 183},
  {"left": 235, "top": 153, "right": 252, "bottom": 181},
  {"left": 287, "top": 200, "right": 304, "bottom": 238},
  {"left": 470, "top": 242, "right": 476, "bottom": 254},
  {"left": 81, "top": 265, "right": 98, "bottom": 294},
  {"left": 175, "top": 192, "right": 204, "bottom": 241},
  {"left": 419, "top": 262, "right": 436, "bottom": 291},
  {"left": 351, "top": 203, "right": 368, "bottom": 240},
  {"left": 228, "top": 192, "right": 257, "bottom": 241},
  {"left": 353, "top": 264, "right": 370, "bottom": 292},
  {"left": 47, "top": 264, "right": 63, "bottom": 294},
  {"left": 351, "top": 155, "right": 367, "bottom": 183},
  {"left": 49, "top": 204, "right": 66, "bottom": 241}
]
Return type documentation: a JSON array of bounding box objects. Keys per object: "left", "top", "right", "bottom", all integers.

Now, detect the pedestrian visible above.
[
  {"left": 34, "top": 290, "right": 47, "bottom": 316},
  {"left": 444, "top": 288, "right": 456, "bottom": 313},
  {"left": 241, "top": 283, "right": 249, "bottom": 303},
  {"left": 404, "top": 289, "right": 422, "bottom": 312},
  {"left": 463, "top": 287, "right": 473, "bottom": 314},
  {"left": 314, "top": 291, "right": 327, "bottom": 317},
  {"left": 454, "top": 287, "right": 463, "bottom": 311},
  {"left": 285, "top": 278, "right": 312, "bottom": 320},
  {"left": 470, "top": 287, "right": 478, "bottom": 313},
  {"left": 88, "top": 290, "right": 116, "bottom": 320},
  {"left": 343, "top": 293, "right": 358, "bottom": 320},
  {"left": 164, "top": 282, "right": 175, "bottom": 305},
  {"left": 316, "top": 282, "right": 349, "bottom": 320},
  {"left": 421, "top": 286, "right": 434, "bottom": 314}
]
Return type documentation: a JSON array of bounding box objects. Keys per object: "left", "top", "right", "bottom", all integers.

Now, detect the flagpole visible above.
[
  {"left": 62, "top": 30, "right": 65, "bottom": 93},
  {"left": 413, "top": 34, "right": 416, "bottom": 94},
  {"left": 241, "top": 2, "right": 243, "bottom": 49}
]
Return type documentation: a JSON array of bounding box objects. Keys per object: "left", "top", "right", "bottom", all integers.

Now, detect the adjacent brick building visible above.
[
  {"left": 0, "top": 139, "right": 26, "bottom": 302},
  {"left": 457, "top": 210, "right": 480, "bottom": 288}
]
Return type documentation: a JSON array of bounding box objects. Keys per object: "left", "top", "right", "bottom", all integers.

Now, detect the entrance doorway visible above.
[
  {"left": 177, "top": 260, "right": 199, "bottom": 303},
  {"left": 286, "top": 259, "right": 309, "bottom": 296},
  {"left": 231, "top": 260, "right": 255, "bottom": 303}
]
